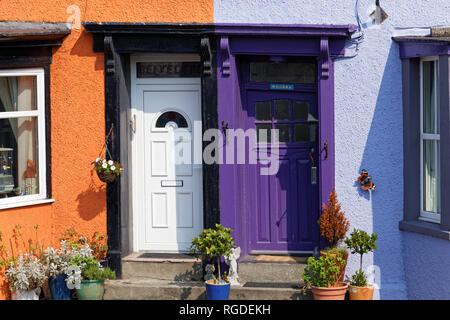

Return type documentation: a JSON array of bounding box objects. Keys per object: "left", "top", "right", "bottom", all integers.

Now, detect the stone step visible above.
[
  {"left": 103, "top": 278, "right": 311, "bottom": 300},
  {"left": 122, "top": 252, "right": 202, "bottom": 281},
  {"left": 238, "top": 255, "right": 308, "bottom": 285}
]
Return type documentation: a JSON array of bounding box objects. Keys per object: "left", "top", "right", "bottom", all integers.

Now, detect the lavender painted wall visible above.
[{"left": 215, "top": 0, "right": 450, "bottom": 299}]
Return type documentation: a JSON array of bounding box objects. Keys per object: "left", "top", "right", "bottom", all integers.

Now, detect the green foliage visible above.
[
  {"left": 301, "top": 252, "right": 346, "bottom": 294},
  {"left": 321, "top": 247, "right": 348, "bottom": 256},
  {"left": 60, "top": 228, "right": 108, "bottom": 260},
  {"left": 345, "top": 229, "right": 378, "bottom": 259},
  {"left": 69, "top": 255, "right": 98, "bottom": 270},
  {"left": 189, "top": 224, "right": 235, "bottom": 282},
  {"left": 344, "top": 229, "right": 378, "bottom": 287},
  {"left": 350, "top": 269, "right": 368, "bottom": 287},
  {"left": 69, "top": 255, "right": 115, "bottom": 281},
  {"left": 82, "top": 264, "right": 116, "bottom": 281}
]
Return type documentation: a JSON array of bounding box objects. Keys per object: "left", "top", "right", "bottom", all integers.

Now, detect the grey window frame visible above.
[{"left": 400, "top": 54, "right": 450, "bottom": 241}]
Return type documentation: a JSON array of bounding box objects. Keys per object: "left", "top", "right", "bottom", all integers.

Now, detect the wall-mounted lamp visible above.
[{"left": 370, "top": 0, "right": 388, "bottom": 25}]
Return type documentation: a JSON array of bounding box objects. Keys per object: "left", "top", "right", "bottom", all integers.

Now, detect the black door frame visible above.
[{"left": 84, "top": 23, "right": 220, "bottom": 277}]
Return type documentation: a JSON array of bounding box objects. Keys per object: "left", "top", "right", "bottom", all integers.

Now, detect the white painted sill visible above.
[{"left": 0, "top": 198, "right": 55, "bottom": 210}]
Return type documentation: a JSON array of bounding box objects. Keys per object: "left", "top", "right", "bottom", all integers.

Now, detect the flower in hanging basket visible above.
[{"left": 92, "top": 158, "right": 123, "bottom": 183}]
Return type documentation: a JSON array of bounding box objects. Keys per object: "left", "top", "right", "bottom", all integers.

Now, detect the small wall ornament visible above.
[{"left": 358, "top": 169, "right": 376, "bottom": 191}]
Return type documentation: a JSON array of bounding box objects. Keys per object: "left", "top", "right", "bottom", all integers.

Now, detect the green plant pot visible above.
[{"left": 76, "top": 280, "right": 105, "bottom": 300}]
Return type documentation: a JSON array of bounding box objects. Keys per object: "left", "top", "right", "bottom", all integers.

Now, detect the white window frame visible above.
[
  {"left": 419, "top": 56, "right": 440, "bottom": 223},
  {"left": 0, "top": 68, "right": 48, "bottom": 208}
]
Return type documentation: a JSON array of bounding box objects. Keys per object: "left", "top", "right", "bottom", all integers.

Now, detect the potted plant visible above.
[
  {"left": 0, "top": 224, "right": 50, "bottom": 300},
  {"left": 344, "top": 229, "right": 378, "bottom": 300},
  {"left": 44, "top": 240, "right": 75, "bottom": 300},
  {"left": 189, "top": 224, "right": 236, "bottom": 300},
  {"left": 5, "top": 253, "right": 46, "bottom": 300},
  {"left": 66, "top": 247, "right": 115, "bottom": 300},
  {"left": 318, "top": 188, "right": 350, "bottom": 283},
  {"left": 301, "top": 252, "right": 348, "bottom": 300},
  {"left": 93, "top": 158, "right": 123, "bottom": 183}
]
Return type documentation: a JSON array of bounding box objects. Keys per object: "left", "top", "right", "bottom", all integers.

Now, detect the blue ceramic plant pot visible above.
[
  {"left": 49, "top": 274, "right": 72, "bottom": 300},
  {"left": 205, "top": 280, "right": 230, "bottom": 300}
]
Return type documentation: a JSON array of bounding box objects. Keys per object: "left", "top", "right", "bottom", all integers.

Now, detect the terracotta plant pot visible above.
[
  {"left": 320, "top": 250, "right": 349, "bottom": 284},
  {"left": 311, "top": 282, "right": 348, "bottom": 300},
  {"left": 349, "top": 285, "right": 374, "bottom": 300}
]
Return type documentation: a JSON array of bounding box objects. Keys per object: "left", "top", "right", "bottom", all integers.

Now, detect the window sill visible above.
[
  {"left": 0, "top": 198, "right": 55, "bottom": 211},
  {"left": 399, "top": 219, "right": 450, "bottom": 241}
]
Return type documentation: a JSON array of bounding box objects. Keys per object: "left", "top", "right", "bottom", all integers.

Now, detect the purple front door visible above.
[{"left": 241, "top": 58, "right": 320, "bottom": 253}]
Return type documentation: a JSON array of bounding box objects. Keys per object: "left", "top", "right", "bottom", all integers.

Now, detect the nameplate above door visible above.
[
  {"left": 270, "top": 83, "right": 294, "bottom": 91},
  {"left": 161, "top": 180, "right": 184, "bottom": 187},
  {"left": 136, "top": 62, "right": 201, "bottom": 78}
]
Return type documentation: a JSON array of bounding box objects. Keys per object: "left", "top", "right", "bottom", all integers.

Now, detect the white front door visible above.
[{"left": 133, "top": 80, "right": 203, "bottom": 252}]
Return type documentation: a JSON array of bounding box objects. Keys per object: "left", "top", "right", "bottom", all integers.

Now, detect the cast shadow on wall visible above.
[
  {"left": 69, "top": 29, "right": 104, "bottom": 71},
  {"left": 357, "top": 42, "right": 406, "bottom": 299},
  {"left": 76, "top": 174, "right": 107, "bottom": 221}
]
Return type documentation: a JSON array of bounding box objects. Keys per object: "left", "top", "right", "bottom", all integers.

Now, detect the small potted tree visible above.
[
  {"left": 189, "top": 224, "right": 236, "bottom": 300},
  {"left": 344, "top": 229, "right": 378, "bottom": 300},
  {"left": 301, "top": 252, "right": 348, "bottom": 300},
  {"left": 318, "top": 188, "right": 350, "bottom": 283}
]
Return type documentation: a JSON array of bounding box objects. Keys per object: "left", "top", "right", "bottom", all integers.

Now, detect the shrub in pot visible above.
[
  {"left": 301, "top": 252, "right": 348, "bottom": 300},
  {"left": 5, "top": 253, "right": 46, "bottom": 300},
  {"left": 345, "top": 229, "right": 378, "bottom": 300},
  {"left": 189, "top": 224, "right": 236, "bottom": 300},
  {"left": 318, "top": 188, "right": 350, "bottom": 283},
  {"left": 66, "top": 254, "right": 116, "bottom": 300}
]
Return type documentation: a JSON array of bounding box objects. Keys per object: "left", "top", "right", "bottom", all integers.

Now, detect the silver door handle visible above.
[{"left": 130, "top": 114, "right": 136, "bottom": 134}]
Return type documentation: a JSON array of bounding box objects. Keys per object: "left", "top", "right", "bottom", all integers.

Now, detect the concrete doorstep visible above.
[
  {"left": 103, "top": 278, "right": 311, "bottom": 300},
  {"left": 105, "top": 253, "right": 311, "bottom": 300}
]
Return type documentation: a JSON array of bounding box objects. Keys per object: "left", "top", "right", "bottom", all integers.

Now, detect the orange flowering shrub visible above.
[{"left": 318, "top": 188, "right": 350, "bottom": 248}]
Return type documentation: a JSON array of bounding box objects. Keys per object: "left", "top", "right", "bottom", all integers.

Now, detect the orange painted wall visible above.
[{"left": 0, "top": 0, "right": 214, "bottom": 299}]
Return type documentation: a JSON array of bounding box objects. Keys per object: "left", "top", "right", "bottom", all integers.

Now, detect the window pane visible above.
[
  {"left": 293, "top": 100, "right": 309, "bottom": 121},
  {"left": 155, "top": 111, "right": 188, "bottom": 128},
  {"left": 0, "top": 76, "right": 37, "bottom": 112},
  {"left": 423, "top": 140, "right": 438, "bottom": 213},
  {"left": 255, "top": 101, "right": 271, "bottom": 121},
  {"left": 256, "top": 124, "right": 272, "bottom": 143},
  {"left": 294, "top": 124, "right": 313, "bottom": 142},
  {"left": 436, "top": 141, "right": 440, "bottom": 214},
  {"left": 274, "top": 124, "right": 290, "bottom": 143},
  {"left": 436, "top": 62, "right": 440, "bottom": 134},
  {"left": 0, "top": 117, "right": 39, "bottom": 197},
  {"left": 274, "top": 100, "right": 290, "bottom": 120},
  {"left": 250, "top": 62, "right": 316, "bottom": 83},
  {"left": 422, "top": 61, "right": 436, "bottom": 134}
]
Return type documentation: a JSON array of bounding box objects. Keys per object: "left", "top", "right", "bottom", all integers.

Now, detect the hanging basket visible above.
[
  {"left": 93, "top": 125, "right": 122, "bottom": 184},
  {"left": 96, "top": 171, "right": 117, "bottom": 183}
]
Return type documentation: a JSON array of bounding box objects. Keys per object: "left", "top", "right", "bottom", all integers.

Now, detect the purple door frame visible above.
[{"left": 216, "top": 24, "right": 356, "bottom": 257}]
